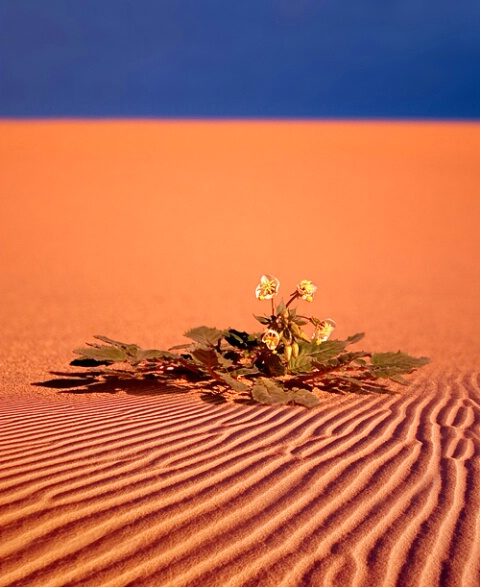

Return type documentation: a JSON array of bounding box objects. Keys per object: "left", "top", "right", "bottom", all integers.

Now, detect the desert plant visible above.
[{"left": 71, "top": 275, "right": 430, "bottom": 407}]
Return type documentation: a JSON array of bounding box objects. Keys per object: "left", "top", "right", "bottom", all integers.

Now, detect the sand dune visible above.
[
  {"left": 1, "top": 122, "right": 479, "bottom": 586},
  {"left": 0, "top": 372, "right": 479, "bottom": 586}
]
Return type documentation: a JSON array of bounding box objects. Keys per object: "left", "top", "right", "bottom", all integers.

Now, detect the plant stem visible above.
[{"left": 285, "top": 292, "right": 299, "bottom": 309}]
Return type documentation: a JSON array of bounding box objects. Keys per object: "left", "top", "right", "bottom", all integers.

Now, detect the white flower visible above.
[
  {"left": 296, "top": 279, "right": 317, "bottom": 302},
  {"left": 312, "top": 319, "right": 336, "bottom": 344},
  {"left": 255, "top": 274, "right": 280, "bottom": 300},
  {"left": 262, "top": 329, "right": 280, "bottom": 350}
]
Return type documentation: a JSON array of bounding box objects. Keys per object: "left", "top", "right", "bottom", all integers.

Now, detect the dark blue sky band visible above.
[{"left": 1, "top": 0, "right": 479, "bottom": 119}]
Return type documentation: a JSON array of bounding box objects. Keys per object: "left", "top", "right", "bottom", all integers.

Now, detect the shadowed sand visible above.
[{"left": 0, "top": 122, "right": 479, "bottom": 586}]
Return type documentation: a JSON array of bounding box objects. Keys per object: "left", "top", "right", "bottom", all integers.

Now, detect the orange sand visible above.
[{"left": 0, "top": 121, "right": 479, "bottom": 586}]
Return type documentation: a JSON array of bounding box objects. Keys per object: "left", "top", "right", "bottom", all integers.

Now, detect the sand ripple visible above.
[{"left": 1, "top": 373, "right": 479, "bottom": 587}]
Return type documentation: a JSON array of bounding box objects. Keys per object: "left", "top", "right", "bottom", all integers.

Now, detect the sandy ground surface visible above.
[{"left": 0, "top": 121, "right": 479, "bottom": 586}]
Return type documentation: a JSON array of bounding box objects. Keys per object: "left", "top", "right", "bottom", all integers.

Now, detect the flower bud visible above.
[
  {"left": 284, "top": 345, "right": 293, "bottom": 361},
  {"left": 292, "top": 342, "right": 299, "bottom": 357}
]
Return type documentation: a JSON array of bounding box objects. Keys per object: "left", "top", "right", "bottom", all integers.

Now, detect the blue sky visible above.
[{"left": 1, "top": 0, "right": 479, "bottom": 118}]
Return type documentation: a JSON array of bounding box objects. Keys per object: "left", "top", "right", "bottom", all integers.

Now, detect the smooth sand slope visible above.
[{"left": 1, "top": 122, "right": 479, "bottom": 586}]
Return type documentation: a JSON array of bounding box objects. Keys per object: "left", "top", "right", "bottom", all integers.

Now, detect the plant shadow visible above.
[
  {"left": 33, "top": 371, "right": 194, "bottom": 397},
  {"left": 32, "top": 371, "right": 257, "bottom": 404},
  {"left": 33, "top": 369, "right": 396, "bottom": 405}
]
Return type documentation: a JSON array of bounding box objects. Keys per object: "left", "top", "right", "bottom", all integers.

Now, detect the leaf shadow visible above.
[
  {"left": 32, "top": 371, "right": 192, "bottom": 397},
  {"left": 315, "top": 377, "right": 397, "bottom": 395}
]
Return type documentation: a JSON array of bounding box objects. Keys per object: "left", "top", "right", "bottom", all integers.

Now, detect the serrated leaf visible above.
[
  {"left": 76, "top": 336, "right": 176, "bottom": 366},
  {"left": 288, "top": 354, "right": 313, "bottom": 374},
  {"left": 169, "top": 343, "right": 193, "bottom": 351},
  {"left": 191, "top": 347, "right": 221, "bottom": 370},
  {"left": 136, "top": 349, "right": 177, "bottom": 361},
  {"left": 93, "top": 335, "right": 139, "bottom": 353},
  {"left": 346, "top": 333, "right": 365, "bottom": 345},
  {"left": 290, "top": 388, "right": 320, "bottom": 407},
  {"left": 216, "top": 373, "right": 249, "bottom": 392},
  {"left": 312, "top": 351, "right": 370, "bottom": 371},
  {"left": 229, "top": 366, "right": 260, "bottom": 377},
  {"left": 261, "top": 352, "right": 286, "bottom": 376},
  {"left": 73, "top": 345, "right": 128, "bottom": 363},
  {"left": 371, "top": 351, "right": 430, "bottom": 369},
  {"left": 217, "top": 354, "right": 234, "bottom": 368},
  {"left": 369, "top": 351, "right": 431, "bottom": 378},
  {"left": 184, "top": 326, "right": 224, "bottom": 346},
  {"left": 251, "top": 379, "right": 290, "bottom": 405},
  {"left": 310, "top": 340, "right": 349, "bottom": 362}
]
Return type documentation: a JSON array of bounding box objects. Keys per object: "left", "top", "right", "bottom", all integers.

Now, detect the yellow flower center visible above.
[
  {"left": 262, "top": 281, "right": 277, "bottom": 295},
  {"left": 298, "top": 280, "right": 316, "bottom": 295}
]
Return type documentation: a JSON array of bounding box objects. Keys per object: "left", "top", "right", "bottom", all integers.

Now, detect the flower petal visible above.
[{"left": 312, "top": 319, "right": 336, "bottom": 344}]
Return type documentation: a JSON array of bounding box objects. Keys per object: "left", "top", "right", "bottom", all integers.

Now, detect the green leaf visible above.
[
  {"left": 73, "top": 344, "right": 129, "bottom": 364},
  {"left": 93, "top": 335, "right": 139, "bottom": 354},
  {"left": 276, "top": 300, "right": 287, "bottom": 314},
  {"left": 224, "top": 329, "right": 259, "bottom": 349},
  {"left": 75, "top": 336, "right": 178, "bottom": 366},
  {"left": 73, "top": 334, "right": 140, "bottom": 363},
  {"left": 253, "top": 315, "right": 271, "bottom": 326},
  {"left": 290, "top": 388, "right": 320, "bottom": 407},
  {"left": 217, "top": 354, "right": 235, "bottom": 368},
  {"left": 369, "top": 351, "right": 431, "bottom": 378},
  {"left": 136, "top": 349, "right": 177, "bottom": 361},
  {"left": 184, "top": 326, "right": 224, "bottom": 347},
  {"left": 312, "top": 351, "right": 370, "bottom": 372},
  {"left": 354, "top": 358, "right": 368, "bottom": 366},
  {"left": 169, "top": 343, "right": 193, "bottom": 351},
  {"left": 288, "top": 353, "right": 313, "bottom": 374},
  {"left": 216, "top": 373, "right": 249, "bottom": 392},
  {"left": 346, "top": 333, "right": 365, "bottom": 345},
  {"left": 191, "top": 347, "right": 221, "bottom": 370},
  {"left": 310, "top": 340, "right": 349, "bottom": 363},
  {"left": 261, "top": 352, "right": 286, "bottom": 376},
  {"left": 251, "top": 378, "right": 290, "bottom": 405},
  {"left": 229, "top": 366, "right": 260, "bottom": 377}
]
